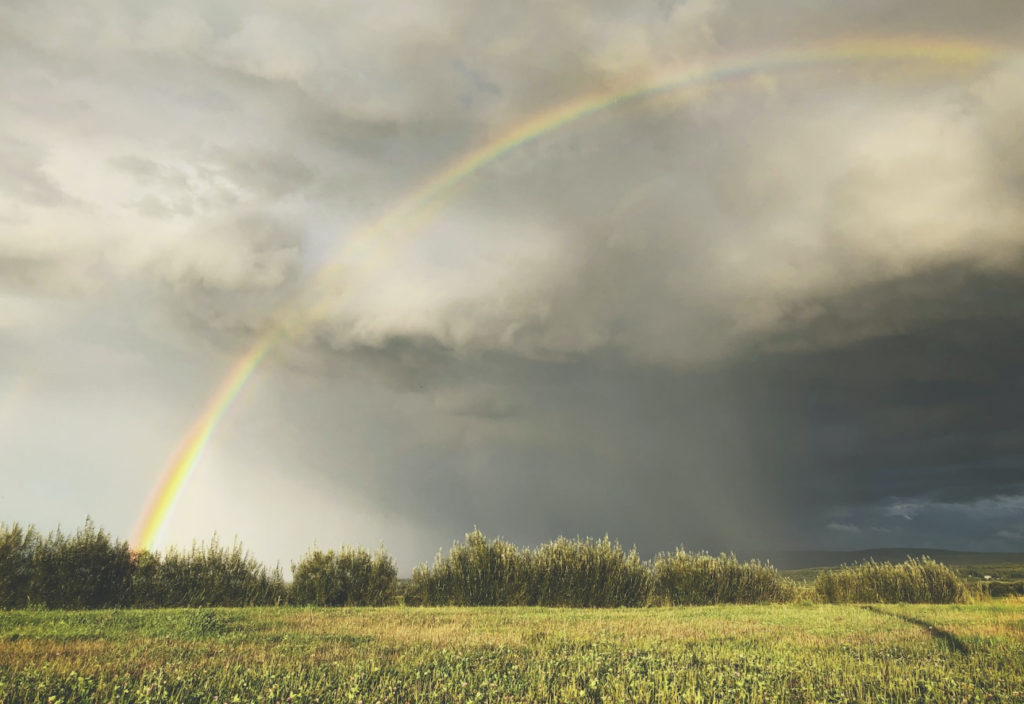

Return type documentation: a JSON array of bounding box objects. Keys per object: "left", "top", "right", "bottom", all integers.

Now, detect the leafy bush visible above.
[
  {"left": 131, "top": 536, "right": 287, "bottom": 607},
  {"left": 291, "top": 546, "right": 397, "bottom": 606},
  {"left": 407, "top": 531, "right": 531, "bottom": 606},
  {"left": 528, "top": 536, "right": 652, "bottom": 607},
  {"left": 0, "top": 523, "right": 41, "bottom": 609},
  {"left": 652, "top": 549, "right": 796, "bottom": 605},
  {"left": 2, "top": 520, "right": 286, "bottom": 609},
  {"left": 407, "top": 531, "right": 651, "bottom": 607},
  {"left": 28, "top": 519, "right": 135, "bottom": 609},
  {"left": 814, "top": 558, "right": 969, "bottom": 603}
]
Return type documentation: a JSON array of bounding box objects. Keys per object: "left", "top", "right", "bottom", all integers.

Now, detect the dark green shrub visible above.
[
  {"left": 814, "top": 558, "right": 969, "bottom": 603},
  {"left": 29, "top": 519, "right": 135, "bottom": 609},
  {"left": 131, "top": 536, "right": 286, "bottom": 607},
  {"left": 982, "top": 580, "right": 1024, "bottom": 598},
  {"left": 652, "top": 549, "right": 795, "bottom": 605},
  {"left": 407, "top": 531, "right": 531, "bottom": 606},
  {"left": 983, "top": 581, "right": 1024, "bottom": 597},
  {"left": 127, "top": 549, "right": 161, "bottom": 607},
  {"left": 0, "top": 523, "right": 40, "bottom": 609},
  {"left": 291, "top": 546, "right": 397, "bottom": 606},
  {"left": 528, "top": 536, "right": 652, "bottom": 607},
  {"left": 407, "top": 532, "right": 652, "bottom": 607}
]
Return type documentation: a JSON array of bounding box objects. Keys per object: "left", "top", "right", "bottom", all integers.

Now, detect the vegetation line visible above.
[{"left": 0, "top": 520, "right": 972, "bottom": 609}]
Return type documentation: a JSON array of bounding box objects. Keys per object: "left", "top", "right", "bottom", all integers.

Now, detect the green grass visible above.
[{"left": 2, "top": 604, "right": 1023, "bottom": 703}]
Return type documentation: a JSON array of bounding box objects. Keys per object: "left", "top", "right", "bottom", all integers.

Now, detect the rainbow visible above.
[
  {"left": 131, "top": 35, "right": 1008, "bottom": 551},
  {"left": 132, "top": 338, "right": 274, "bottom": 550}
]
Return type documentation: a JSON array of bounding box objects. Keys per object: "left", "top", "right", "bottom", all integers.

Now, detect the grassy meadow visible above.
[{"left": 2, "top": 603, "right": 1024, "bottom": 703}]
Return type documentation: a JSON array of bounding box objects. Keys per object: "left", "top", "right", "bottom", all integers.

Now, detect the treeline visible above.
[{"left": 0, "top": 522, "right": 970, "bottom": 608}]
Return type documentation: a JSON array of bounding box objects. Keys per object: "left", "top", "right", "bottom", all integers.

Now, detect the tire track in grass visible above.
[{"left": 861, "top": 605, "right": 969, "bottom": 655}]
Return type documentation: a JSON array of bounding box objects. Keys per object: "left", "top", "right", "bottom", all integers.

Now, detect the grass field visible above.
[{"left": 2, "top": 604, "right": 1023, "bottom": 703}]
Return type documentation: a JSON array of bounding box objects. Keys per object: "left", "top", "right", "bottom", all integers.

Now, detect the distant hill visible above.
[{"left": 745, "top": 549, "right": 1024, "bottom": 571}]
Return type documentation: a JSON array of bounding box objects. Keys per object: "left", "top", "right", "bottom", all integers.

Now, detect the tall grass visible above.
[
  {"left": 529, "top": 536, "right": 652, "bottom": 607},
  {"left": 291, "top": 546, "right": 397, "bottom": 606},
  {"left": 814, "top": 558, "right": 969, "bottom": 603},
  {"left": 652, "top": 549, "right": 796, "bottom": 605}
]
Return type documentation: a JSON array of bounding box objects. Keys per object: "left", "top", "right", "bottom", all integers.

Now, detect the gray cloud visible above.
[
  {"left": 148, "top": 211, "right": 304, "bottom": 293},
  {"left": 0, "top": 138, "right": 79, "bottom": 209}
]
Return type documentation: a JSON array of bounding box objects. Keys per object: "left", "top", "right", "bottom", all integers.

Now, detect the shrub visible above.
[
  {"left": 652, "top": 549, "right": 796, "bottom": 605},
  {"left": 291, "top": 546, "right": 397, "bottom": 606},
  {"left": 407, "top": 531, "right": 652, "bottom": 607},
  {"left": 981, "top": 580, "right": 1024, "bottom": 598},
  {"left": 407, "top": 531, "right": 531, "bottom": 606},
  {"left": 814, "top": 558, "right": 969, "bottom": 604},
  {"left": 0, "top": 523, "right": 40, "bottom": 609},
  {"left": 528, "top": 536, "right": 652, "bottom": 607},
  {"left": 29, "top": 519, "right": 135, "bottom": 609},
  {"left": 131, "top": 536, "right": 287, "bottom": 607}
]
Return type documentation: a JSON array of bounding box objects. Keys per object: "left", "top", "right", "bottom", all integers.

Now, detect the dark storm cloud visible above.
[
  {"left": 285, "top": 262, "right": 1024, "bottom": 557},
  {"left": 822, "top": 494, "right": 1024, "bottom": 552},
  {"left": 727, "top": 263, "right": 1024, "bottom": 547},
  {"left": 256, "top": 343, "right": 774, "bottom": 556}
]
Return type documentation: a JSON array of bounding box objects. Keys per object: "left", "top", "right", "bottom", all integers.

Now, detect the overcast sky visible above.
[{"left": 3, "top": 0, "right": 1024, "bottom": 572}]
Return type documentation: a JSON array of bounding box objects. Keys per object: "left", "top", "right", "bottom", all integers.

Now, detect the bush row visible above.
[
  {"left": 1, "top": 522, "right": 972, "bottom": 608},
  {"left": 0, "top": 521, "right": 393, "bottom": 609},
  {"left": 405, "top": 531, "right": 796, "bottom": 606}
]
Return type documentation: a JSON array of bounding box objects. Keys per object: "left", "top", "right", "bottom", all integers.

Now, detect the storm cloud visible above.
[{"left": 2, "top": 0, "right": 1023, "bottom": 569}]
